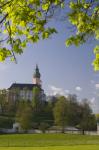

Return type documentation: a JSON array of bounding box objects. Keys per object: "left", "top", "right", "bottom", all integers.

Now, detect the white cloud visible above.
[
  {"left": 49, "top": 85, "right": 62, "bottom": 92},
  {"left": 90, "top": 97, "right": 95, "bottom": 104},
  {"left": 75, "top": 86, "right": 82, "bottom": 92},
  {"left": 95, "top": 84, "right": 99, "bottom": 90},
  {"left": 48, "top": 85, "right": 67, "bottom": 96}
]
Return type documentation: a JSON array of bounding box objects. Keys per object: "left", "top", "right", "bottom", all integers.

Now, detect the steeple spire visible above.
[
  {"left": 33, "top": 64, "right": 41, "bottom": 85},
  {"left": 33, "top": 64, "right": 41, "bottom": 78}
]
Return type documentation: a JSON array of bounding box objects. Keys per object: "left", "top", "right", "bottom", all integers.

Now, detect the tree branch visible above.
[
  {"left": 7, "top": 21, "right": 17, "bottom": 63},
  {"left": 0, "top": 13, "right": 8, "bottom": 24}
]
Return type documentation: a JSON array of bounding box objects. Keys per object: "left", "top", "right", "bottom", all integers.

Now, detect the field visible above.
[
  {"left": 0, "top": 146, "right": 98, "bottom": 150},
  {"left": 0, "top": 134, "right": 99, "bottom": 150}
]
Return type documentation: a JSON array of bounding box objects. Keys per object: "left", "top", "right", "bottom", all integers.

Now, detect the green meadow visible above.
[
  {"left": 0, "top": 134, "right": 99, "bottom": 150},
  {"left": 0, "top": 145, "right": 98, "bottom": 150}
]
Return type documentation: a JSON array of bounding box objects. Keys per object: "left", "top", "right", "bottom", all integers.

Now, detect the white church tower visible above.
[{"left": 33, "top": 65, "right": 42, "bottom": 86}]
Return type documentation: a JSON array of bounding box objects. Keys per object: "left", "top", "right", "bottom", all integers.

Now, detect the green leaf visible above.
[
  {"left": 42, "top": 3, "right": 50, "bottom": 11},
  {"left": 94, "top": 45, "right": 99, "bottom": 54},
  {"left": 61, "top": 2, "right": 64, "bottom": 8}
]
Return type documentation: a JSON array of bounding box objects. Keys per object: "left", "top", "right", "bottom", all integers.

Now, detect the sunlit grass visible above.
[
  {"left": 0, "top": 133, "right": 99, "bottom": 149},
  {"left": 0, "top": 145, "right": 99, "bottom": 150},
  {"left": 0, "top": 134, "right": 99, "bottom": 147}
]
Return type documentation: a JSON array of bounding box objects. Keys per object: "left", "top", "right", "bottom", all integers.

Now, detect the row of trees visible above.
[
  {"left": 0, "top": 88, "right": 97, "bottom": 134},
  {"left": 54, "top": 96, "right": 97, "bottom": 134}
]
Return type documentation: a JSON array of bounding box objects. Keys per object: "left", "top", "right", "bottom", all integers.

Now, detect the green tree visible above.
[
  {"left": 96, "top": 114, "right": 99, "bottom": 123},
  {"left": 79, "top": 99, "right": 97, "bottom": 134},
  {"left": 32, "top": 86, "right": 47, "bottom": 125},
  {"left": 5, "top": 87, "right": 20, "bottom": 116},
  {"left": 42, "top": 96, "right": 58, "bottom": 125},
  {"left": 66, "top": 0, "right": 99, "bottom": 71},
  {"left": 0, "top": 0, "right": 99, "bottom": 70},
  {"left": 16, "top": 101, "right": 33, "bottom": 132},
  {"left": 53, "top": 96, "right": 69, "bottom": 133},
  {"left": 67, "top": 94, "right": 82, "bottom": 126},
  {"left": 32, "top": 86, "right": 42, "bottom": 112},
  {"left": 0, "top": 0, "right": 61, "bottom": 61},
  {"left": 0, "top": 116, "right": 14, "bottom": 129},
  {"left": 0, "top": 89, "right": 7, "bottom": 114}
]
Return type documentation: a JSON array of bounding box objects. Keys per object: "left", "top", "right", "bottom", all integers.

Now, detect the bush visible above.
[{"left": 0, "top": 116, "right": 14, "bottom": 128}]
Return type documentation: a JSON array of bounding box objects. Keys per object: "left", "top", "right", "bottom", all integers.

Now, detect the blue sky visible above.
[{"left": 0, "top": 18, "right": 99, "bottom": 113}]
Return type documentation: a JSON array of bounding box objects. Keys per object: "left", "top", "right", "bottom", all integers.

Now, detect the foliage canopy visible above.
[
  {"left": 0, "top": 0, "right": 60, "bottom": 61},
  {"left": 0, "top": 0, "right": 99, "bottom": 70},
  {"left": 66, "top": 0, "right": 99, "bottom": 71},
  {"left": 53, "top": 96, "right": 69, "bottom": 132}
]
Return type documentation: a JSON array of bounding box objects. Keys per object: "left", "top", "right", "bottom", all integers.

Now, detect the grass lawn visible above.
[
  {"left": 0, "top": 145, "right": 99, "bottom": 150},
  {"left": 0, "top": 134, "right": 99, "bottom": 149}
]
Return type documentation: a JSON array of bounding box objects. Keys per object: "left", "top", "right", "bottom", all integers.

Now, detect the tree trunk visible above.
[
  {"left": 61, "top": 127, "right": 65, "bottom": 133},
  {"left": 82, "top": 129, "right": 85, "bottom": 135}
]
